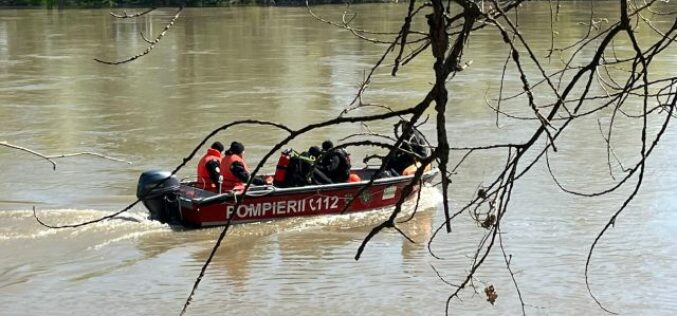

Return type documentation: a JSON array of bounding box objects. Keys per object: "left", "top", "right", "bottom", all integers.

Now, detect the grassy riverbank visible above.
[{"left": 0, "top": 0, "right": 392, "bottom": 8}]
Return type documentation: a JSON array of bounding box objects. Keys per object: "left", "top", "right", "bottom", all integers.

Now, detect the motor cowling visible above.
[{"left": 136, "top": 170, "right": 181, "bottom": 224}]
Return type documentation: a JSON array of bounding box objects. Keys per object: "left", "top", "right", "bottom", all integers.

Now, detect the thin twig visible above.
[
  {"left": 95, "top": 7, "right": 183, "bottom": 65},
  {"left": 109, "top": 7, "right": 157, "bottom": 18}
]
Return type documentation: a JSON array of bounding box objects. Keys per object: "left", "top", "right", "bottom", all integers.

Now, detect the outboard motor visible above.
[{"left": 136, "top": 170, "right": 181, "bottom": 224}]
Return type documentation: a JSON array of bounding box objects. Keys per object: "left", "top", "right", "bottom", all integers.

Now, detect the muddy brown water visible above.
[{"left": 1, "top": 3, "right": 676, "bottom": 315}]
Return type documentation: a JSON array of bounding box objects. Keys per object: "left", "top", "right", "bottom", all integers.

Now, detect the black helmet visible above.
[
  {"left": 321, "top": 140, "right": 333, "bottom": 151},
  {"left": 211, "top": 141, "right": 224, "bottom": 153},
  {"left": 229, "top": 141, "right": 245, "bottom": 155},
  {"left": 308, "top": 146, "right": 321, "bottom": 157}
]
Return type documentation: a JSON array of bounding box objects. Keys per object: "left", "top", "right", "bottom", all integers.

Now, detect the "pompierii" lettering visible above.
[{"left": 225, "top": 196, "right": 340, "bottom": 219}]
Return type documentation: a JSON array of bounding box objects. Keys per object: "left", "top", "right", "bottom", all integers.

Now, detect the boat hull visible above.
[{"left": 140, "top": 167, "right": 438, "bottom": 228}]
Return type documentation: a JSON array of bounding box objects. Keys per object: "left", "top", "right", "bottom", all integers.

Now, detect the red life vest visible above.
[
  {"left": 196, "top": 148, "right": 223, "bottom": 191},
  {"left": 220, "top": 153, "right": 250, "bottom": 192}
]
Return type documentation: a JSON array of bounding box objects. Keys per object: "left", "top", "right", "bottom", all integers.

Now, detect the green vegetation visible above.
[{"left": 0, "top": 0, "right": 382, "bottom": 8}]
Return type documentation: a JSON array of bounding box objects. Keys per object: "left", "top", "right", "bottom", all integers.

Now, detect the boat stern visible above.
[{"left": 136, "top": 170, "right": 181, "bottom": 224}]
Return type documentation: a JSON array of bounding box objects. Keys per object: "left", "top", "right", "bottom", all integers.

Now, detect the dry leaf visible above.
[{"left": 484, "top": 285, "right": 498, "bottom": 305}]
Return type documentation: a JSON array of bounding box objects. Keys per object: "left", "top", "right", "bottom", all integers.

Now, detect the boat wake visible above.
[
  {"left": 0, "top": 208, "right": 166, "bottom": 242},
  {"left": 0, "top": 186, "right": 442, "bottom": 249}
]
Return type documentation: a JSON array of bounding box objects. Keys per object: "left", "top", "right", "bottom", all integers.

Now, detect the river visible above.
[{"left": 1, "top": 2, "right": 676, "bottom": 315}]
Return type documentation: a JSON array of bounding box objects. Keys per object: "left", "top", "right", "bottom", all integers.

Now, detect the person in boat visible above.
[
  {"left": 386, "top": 121, "right": 431, "bottom": 175},
  {"left": 306, "top": 146, "right": 322, "bottom": 160},
  {"left": 274, "top": 146, "right": 332, "bottom": 188},
  {"left": 196, "top": 141, "right": 224, "bottom": 191},
  {"left": 305, "top": 146, "right": 333, "bottom": 185},
  {"left": 318, "top": 140, "right": 351, "bottom": 183},
  {"left": 402, "top": 121, "right": 430, "bottom": 158},
  {"left": 220, "top": 141, "right": 267, "bottom": 192}
]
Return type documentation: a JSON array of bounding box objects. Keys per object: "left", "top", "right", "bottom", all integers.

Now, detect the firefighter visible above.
[
  {"left": 196, "top": 141, "right": 224, "bottom": 191},
  {"left": 220, "top": 141, "right": 251, "bottom": 191},
  {"left": 318, "top": 140, "right": 351, "bottom": 183}
]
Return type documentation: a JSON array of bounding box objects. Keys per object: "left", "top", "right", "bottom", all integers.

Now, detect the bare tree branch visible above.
[
  {"left": 95, "top": 6, "right": 183, "bottom": 65},
  {"left": 1, "top": 141, "right": 56, "bottom": 170},
  {"left": 109, "top": 7, "right": 157, "bottom": 18},
  {"left": 1, "top": 141, "right": 132, "bottom": 170}
]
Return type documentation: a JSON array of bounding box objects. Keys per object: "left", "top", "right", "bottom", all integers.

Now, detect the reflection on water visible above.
[
  {"left": 1, "top": 2, "right": 676, "bottom": 315},
  {"left": 0, "top": 189, "right": 441, "bottom": 315}
]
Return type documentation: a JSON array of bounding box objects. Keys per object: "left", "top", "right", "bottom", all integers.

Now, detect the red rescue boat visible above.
[{"left": 137, "top": 166, "right": 438, "bottom": 228}]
